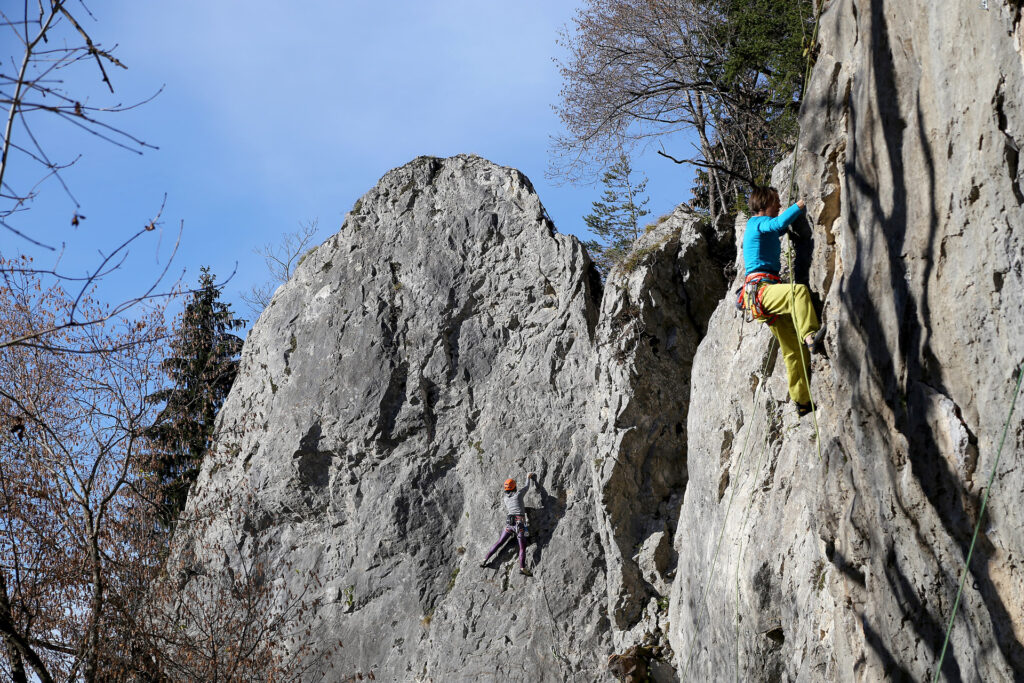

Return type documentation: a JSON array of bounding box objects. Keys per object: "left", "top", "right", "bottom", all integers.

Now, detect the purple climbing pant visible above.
[{"left": 483, "top": 515, "right": 527, "bottom": 568}]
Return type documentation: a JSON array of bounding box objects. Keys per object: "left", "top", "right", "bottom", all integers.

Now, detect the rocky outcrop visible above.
[
  {"left": 668, "top": 1, "right": 1024, "bottom": 681},
  {"left": 187, "top": 155, "right": 609, "bottom": 680},
  {"left": 588, "top": 207, "right": 726, "bottom": 650},
  {"left": 182, "top": 155, "right": 733, "bottom": 681},
  {"left": 179, "top": 3, "right": 1024, "bottom": 680}
]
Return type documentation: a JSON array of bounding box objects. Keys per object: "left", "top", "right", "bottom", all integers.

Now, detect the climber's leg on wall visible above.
[
  {"left": 758, "top": 283, "right": 820, "bottom": 344},
  {"left": 769, "top": 318, "right": 812, "bottom": 407},
  {"left": 481, "top": 529, "right": 512, "bottom": 567},
  {"left": 516, "top": 530, "right": 532, "bottom": 575}
]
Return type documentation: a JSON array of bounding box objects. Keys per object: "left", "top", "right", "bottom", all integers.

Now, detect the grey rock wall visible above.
[
  {"left": 587, "top": 207, "right": 726, "bottom": 651},
  {"left": 187, "top": 155, "right": 610, "bottom": 681},
  {"left": 179, "top": 3, "right": 1024, "bottom": 680},
  {"left": 668, "top": 1, "right": 1024, "bottom": 681}
]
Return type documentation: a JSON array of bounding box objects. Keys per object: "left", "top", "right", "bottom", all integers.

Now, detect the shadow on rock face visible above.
[
  {"left": 835, "top": 1, "right": 1024, "bottom": 676},
  {"left": 528, "top": 478, "right": 566, "bottom": 568}
]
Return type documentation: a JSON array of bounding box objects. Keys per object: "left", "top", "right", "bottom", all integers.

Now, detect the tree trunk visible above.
[{"left": 0, "top": 572, "right": 52, "bottom": 683}]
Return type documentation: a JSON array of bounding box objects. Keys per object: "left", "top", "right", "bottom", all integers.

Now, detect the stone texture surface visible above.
[
  {"left": 587, "top": 207, "right": 726, "bottom": 648},
  {"left": 668, "top": 1, "right": 1024, "bottom": 681},
  {"left": 582, "top": 207, "right": 733, "bottom": 680},
  {"left": 186, "top": 155, "right": 609, "bottom": 681},
  {"left": 180, "top": 3, "right": 1024, "bottom": 679}
]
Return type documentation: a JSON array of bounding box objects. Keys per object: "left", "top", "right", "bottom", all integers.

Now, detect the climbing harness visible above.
[
  {"left": 735, "top": 272, "right": 782, "bottom": 324},
  {"left": 505, "top": 514, "right": 530, "bottom": 539},
  {"left": 932, "top": 363, "right": 1023, "bottom": 682}
]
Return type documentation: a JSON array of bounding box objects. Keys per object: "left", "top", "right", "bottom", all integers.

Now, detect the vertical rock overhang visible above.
[{"left": 669, "top": 1, "right": 1024, "bottom": 681}]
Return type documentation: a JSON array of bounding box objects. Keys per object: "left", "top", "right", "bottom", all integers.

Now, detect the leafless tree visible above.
[
  {"left": 0, "top": 266, "right": 336, "bottom": 681},
  {"left": 0, "top": 5, "right": 326, "bottom": 679},
  {"left": 0, "top": 0, "right": 159, "bottom": 243},
  {"left": 553, "top": 0, "right": 811, "bottom": 235},
  {"left": 0, "top": 2, "right": 222, "bottom": 355},
  {"left": 0, "top": 264, "right": 167, "bottom": 682},
  {"left": 242, "top": 220, "right": 321, "bottom": 317},
  {"left": 132, "top": 483, "right": 338, "bottom": 682}
]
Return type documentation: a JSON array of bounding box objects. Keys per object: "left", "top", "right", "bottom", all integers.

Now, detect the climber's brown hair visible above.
[{"left": 749, "top": 186, "right": 779, "bottom": 214}]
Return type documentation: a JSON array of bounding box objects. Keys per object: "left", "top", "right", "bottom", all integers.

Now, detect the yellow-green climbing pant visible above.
[{"left": 754, "top": 283, "right": 820, "bottom": 405}]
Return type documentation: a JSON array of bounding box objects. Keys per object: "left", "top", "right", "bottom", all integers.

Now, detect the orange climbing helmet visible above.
[{"left": 503, "top": 478, "right": 516, "bottom": 492}]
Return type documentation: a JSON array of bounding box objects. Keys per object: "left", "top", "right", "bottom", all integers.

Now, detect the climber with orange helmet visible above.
[{"left": 479, "top": 472, "right": 537, "bottom": 575}]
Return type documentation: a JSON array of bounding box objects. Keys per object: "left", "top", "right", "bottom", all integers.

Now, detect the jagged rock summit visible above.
[{"left": 189, "top": 154, "right": 613, "bottom": 680}]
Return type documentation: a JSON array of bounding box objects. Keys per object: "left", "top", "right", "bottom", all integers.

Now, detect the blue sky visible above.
[{"left": 6, "top": 1, "right": 697, "bottom": 325}]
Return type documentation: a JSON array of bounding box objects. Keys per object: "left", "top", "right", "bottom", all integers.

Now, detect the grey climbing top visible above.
[{"left": 502, "top": 477, "right": 531, "bottom": 515}]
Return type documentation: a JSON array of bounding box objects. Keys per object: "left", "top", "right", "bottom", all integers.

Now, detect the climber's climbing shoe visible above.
[
  {"left": 479, "top": 560, "right": 490, "bottom": 569},
  {"left": 795, "top": 401, "right": 813, "bottom": 417},
  {"left": 519, "top": 567, "right": 532, "bottom": 576},
  {"left": 805, "top": 326, "right": 826, "bottom": 355}
]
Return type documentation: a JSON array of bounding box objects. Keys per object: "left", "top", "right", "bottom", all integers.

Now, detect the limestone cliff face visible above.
[
  {"left": 668, "top": 1, "right": 1024, "bottom": 681},
  {"left": 188, "top": 155, "right": 609, "bottom": 680},
  {"left": 587, "top": 207, "right": 726, "bottom": 649},
  {"left": 180, "top": 2, "right": 1024, "bottom": 680}
]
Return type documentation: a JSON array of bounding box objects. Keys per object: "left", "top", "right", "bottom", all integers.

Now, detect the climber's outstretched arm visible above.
[{"left": 760, "top": 201, "right": 805, "bottom": 234}]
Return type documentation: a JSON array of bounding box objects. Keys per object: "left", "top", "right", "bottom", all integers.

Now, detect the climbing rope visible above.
[
  {"left": 786, "top": 0, "right": 824, "bottom": 204},
  {"left": 778, "top": 0, "right": 1021, "bottom": 675},
  {"left": 932, "top": 363, "right": 1023, "bottom": 682},
  {"left": 680, "top": 336, "right": 777, "bottom": 680},
  {"left": 693, "top": 0, "right": 1017, "bottom": 677},
  {"left": 784, "top": 0, "right": 826, "bottom": 458}
]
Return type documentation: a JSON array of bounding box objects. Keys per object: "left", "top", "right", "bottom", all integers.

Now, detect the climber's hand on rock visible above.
[
  {"left": 528, "top": 472, "right": 537, "bottom": 480},
  {"left": 797, "top": 199, "right": 806, "bottom": 210}
]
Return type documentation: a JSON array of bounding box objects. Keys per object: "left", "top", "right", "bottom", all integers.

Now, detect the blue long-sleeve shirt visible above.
[{"left": 742, "top": 204, "right": 804, "bottom": 276}]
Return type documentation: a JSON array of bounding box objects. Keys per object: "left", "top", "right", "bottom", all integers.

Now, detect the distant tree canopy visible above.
[
  {"left": 146, "top": 267, "right": 245, "bottom": 525},
  {"left": 583, "top": 154, "right": 650, "bottom": 274},
  {"left": 716, "top": 0, "right": 807, "bottom": 97},
  {"left": 555, "top": 0, "right": 814, "bottom": 233}
]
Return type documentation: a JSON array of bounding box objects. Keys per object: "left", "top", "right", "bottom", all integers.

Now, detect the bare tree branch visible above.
[
  {"left": 552, "top": 0, "right": 810, "bottom": 230},
  {"left": 241, "top": 219, "right": 321, "bottom": 317},
  {"left": 1, "top": 0, "right": 160, "bottom": 247}
]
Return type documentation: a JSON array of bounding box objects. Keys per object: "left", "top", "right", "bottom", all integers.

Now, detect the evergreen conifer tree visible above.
[
  {"left": 582, "top": 154, "right": 650, "bottom": 275},
  {"left": 146, "top": 267, "right": 245, "bottom": 525}
]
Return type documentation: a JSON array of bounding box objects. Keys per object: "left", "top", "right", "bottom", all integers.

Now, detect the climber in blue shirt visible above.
[{"left": 739, "top": 186, "right": 825, "bottom": 415}]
